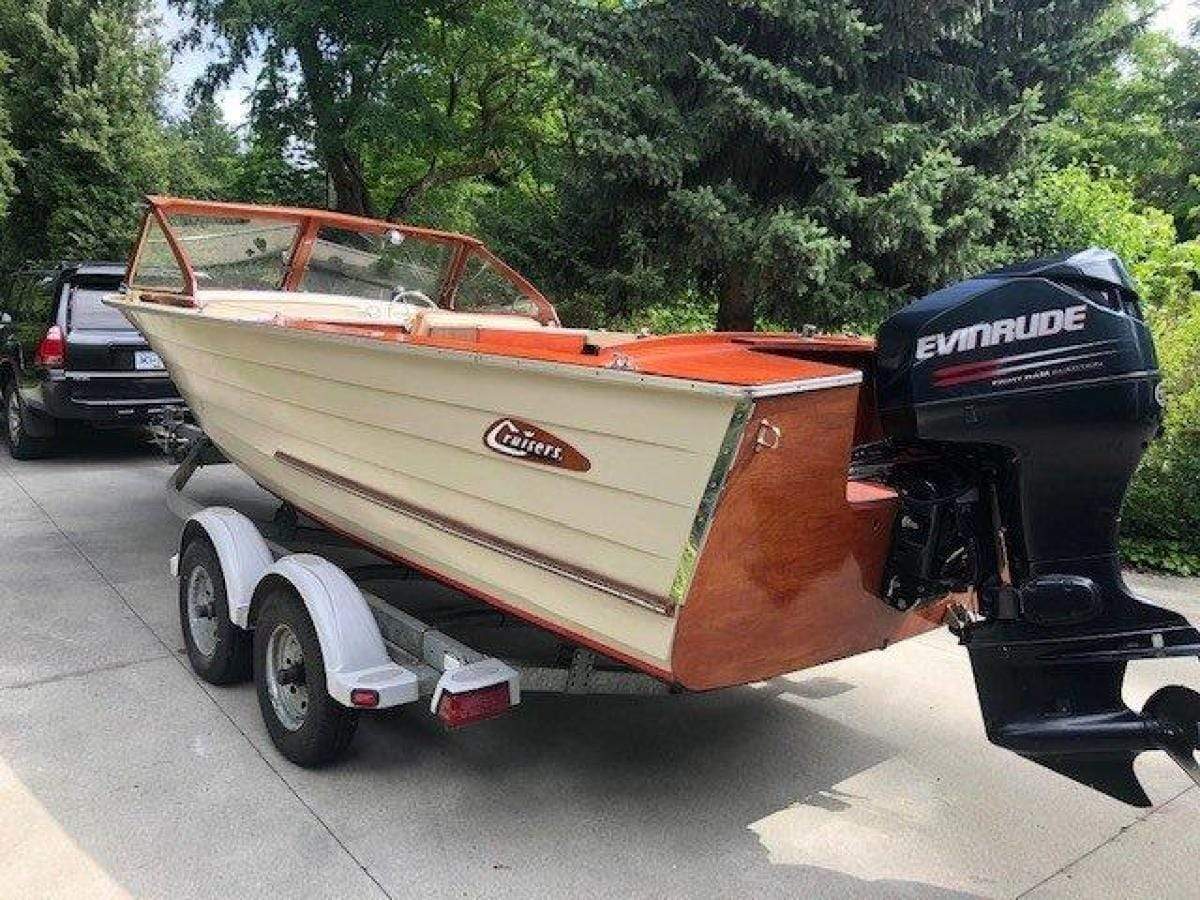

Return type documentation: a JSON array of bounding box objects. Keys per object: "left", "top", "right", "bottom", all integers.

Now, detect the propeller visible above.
[{"left": 1145, "top": 685, "right": 1200, "bottom": 789}]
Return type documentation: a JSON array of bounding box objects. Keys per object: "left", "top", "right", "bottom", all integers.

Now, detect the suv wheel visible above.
[{"left": 3, "top": 383, "right": 52, "bottom": 460}]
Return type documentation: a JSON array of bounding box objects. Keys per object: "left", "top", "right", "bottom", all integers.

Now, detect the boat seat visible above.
[{"left": 411, "top": 309, "right": 550, "bottom": 338}]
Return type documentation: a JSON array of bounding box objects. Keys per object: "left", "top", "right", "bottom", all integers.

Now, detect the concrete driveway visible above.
[{"left": 0, "top": 433, "right": 1196, "bottom": 899}]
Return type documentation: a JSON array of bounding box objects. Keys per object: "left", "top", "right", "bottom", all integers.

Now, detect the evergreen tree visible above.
[
  {"left": 536, "top": 0, "right": 1143, "bottom": 330},
  {"left": 167, "top": 99, "right": 243, "bottom": 200}
]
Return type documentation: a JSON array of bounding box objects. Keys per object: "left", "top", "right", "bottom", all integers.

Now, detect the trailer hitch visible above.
[{"left": 962, "top": 598, "right": 1200, "bottom": 806}]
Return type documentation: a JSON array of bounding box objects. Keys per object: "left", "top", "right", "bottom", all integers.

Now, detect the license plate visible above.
[{"left": 134, "top": 350, "right": 164, "bottom": 371}]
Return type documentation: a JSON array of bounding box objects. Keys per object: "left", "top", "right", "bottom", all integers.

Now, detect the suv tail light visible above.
[{"left": 34, "top": 326, "right": 65, "bottom": 368}]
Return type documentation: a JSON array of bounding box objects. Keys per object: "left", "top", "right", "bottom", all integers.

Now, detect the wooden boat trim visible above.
[
  {"left": 276, "top": 314, "right": 864, "bottom": 398},
  {"left": 274, "top": 451, "right": 677, "bottom": 616}
]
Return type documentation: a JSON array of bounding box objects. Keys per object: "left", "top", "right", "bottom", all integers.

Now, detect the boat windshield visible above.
[
  {"left": 153, "top": 214, "right": 299, "bottom": 291},
  {"left": 301, "top": 227, "right": 450, "bottom": 307},
  {"left": 126, "top": 198, "right": 558, "bottom": 324}
]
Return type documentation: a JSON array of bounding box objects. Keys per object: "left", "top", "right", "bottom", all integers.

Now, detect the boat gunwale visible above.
[{"left": 107, "top": 294, "right": 865, "bottom": 400}]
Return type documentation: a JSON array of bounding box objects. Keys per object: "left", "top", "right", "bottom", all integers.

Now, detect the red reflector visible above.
[
  {"left": 34, "top": 326, "right": 65, "bottom": 368},
  {"left": 350, "top": 688, "right": 379, "bottom": 708},
  {"left": 437, "top": 683, "right": 512, "bottom": 728}
]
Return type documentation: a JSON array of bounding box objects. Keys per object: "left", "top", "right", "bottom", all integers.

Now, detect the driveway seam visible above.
[
  {"left": 2, "top": 464, "right": 393, "bottom": 900},
  {"left": 1014, "top": 784, "right": 1195, "bottom": 897},
  {"left": 0, "top": 653, "right": 171, "bottom": 691}
]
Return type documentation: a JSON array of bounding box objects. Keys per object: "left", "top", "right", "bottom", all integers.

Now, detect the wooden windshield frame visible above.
[{"left": 125, "top": 195, "right": 559, "bottom": 325}]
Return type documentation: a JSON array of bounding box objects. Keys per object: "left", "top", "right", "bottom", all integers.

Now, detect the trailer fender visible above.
[
  {"left": 172, "top": 507, "right": 273, "bottom": 629},
  {"left": 251, "top": 554, "right": 419, "bottom": 709}
]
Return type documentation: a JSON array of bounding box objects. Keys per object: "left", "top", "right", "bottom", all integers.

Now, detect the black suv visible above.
[{"left": 1, "top": 262, "right": 184, "bottom": 458}]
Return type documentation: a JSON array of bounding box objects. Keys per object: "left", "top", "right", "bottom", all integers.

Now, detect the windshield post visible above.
[
  {"left": 438, "top": 243, "right": 471, "bottom": 309},
  {"left": 283, "top": 216, "right": 321, "bottom": 291}
]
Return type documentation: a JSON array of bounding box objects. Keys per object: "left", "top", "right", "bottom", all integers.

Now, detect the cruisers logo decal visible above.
[{"left": 483, "top": 418, "right": 591, "bottom": 472}]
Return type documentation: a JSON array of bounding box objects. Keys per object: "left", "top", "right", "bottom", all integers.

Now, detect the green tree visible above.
[
  {"left": 1040, "top": 32, "right": 1200, "bottom": 235},
  {"left": 534, "top": 0, "right": 1144, "bottom": 331},
  {"left": 1009, "top": 164, "right": 1177, "bottom": 279},
  {"left": 166, "top": 99, "right": 243, "bottom": 200},
  {"left": 173, "top": 0, "right": 557, "bottom": 220},
  {"left": 0, "top": 53, "right": 17, "bottom": 218},
  {"left": 1010, "top": 163, "right": 1200, "bottom": 573},
  {"left": 229, "top": 115, "right": 326, "bottom": 209},
  {"left": 0, "top": 0, "right": 178, "bottom": 265}
]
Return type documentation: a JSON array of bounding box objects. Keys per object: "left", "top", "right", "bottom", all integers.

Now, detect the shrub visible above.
[
  {"left": 1122, "top": 285, "right": 1200, "bottom": 571},
  {"left": 997, "top": 164, "right": 1200, "bottom": 574}
]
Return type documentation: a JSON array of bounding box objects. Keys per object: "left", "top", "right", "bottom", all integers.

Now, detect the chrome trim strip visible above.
[
  {"left": 274, "top": 451, "right": 675, "bottom": 616},
  {"left": 71, "top": 397, "right": 182, "bottom": 407},
  {"left": 742, "top": 371, "right": 862, "bottom": 398},
  {"left": 61, "top": 371, "right": 171, "bottom": 380},
  {"left": 668, "top": 398, "right": 754, "bottom": 607}
]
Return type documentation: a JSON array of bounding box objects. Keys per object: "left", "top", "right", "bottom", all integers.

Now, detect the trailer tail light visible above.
[
  {"left": 350, "top": 688, "right": 380, "bottom": 708},
  {"left": 34, "top": 326, "right": 64, "bottom": 368},
  {"left": 436, "top": 683, "right": 513, "bottom": 728}
]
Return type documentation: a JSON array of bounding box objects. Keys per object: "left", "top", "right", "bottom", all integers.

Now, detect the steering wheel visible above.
[{"left": 391, "top": 288, "right": 435, "bottom": 308}]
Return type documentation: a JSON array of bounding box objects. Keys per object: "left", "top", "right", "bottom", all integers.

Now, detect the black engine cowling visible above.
[{"left": 869, "top": 248, "right": 1200, "bottom": 806}]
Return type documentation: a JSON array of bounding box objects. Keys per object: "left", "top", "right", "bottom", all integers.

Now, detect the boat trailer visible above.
[{"left": 163, "top": 423, "right": 669, "bottom": 767}]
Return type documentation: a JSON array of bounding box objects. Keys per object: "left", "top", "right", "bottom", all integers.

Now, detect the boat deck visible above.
[{"left": 141, "top": 288, "right": 875, "bottom": 390}]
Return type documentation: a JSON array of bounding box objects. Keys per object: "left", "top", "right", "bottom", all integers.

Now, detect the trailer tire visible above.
[
  {"left": 178, "top": 536, "right": 252, "bottom": 684},
  {"left": 254, "top": 583, "right": 359, "bottom": 767},
  {"left": 4, "top": 383, "right": 53, "bottom": 460}
]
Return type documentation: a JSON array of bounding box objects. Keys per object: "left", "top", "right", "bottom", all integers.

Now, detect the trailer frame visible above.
[{"left": 163, "top": 425, "right": 670, "bottom": 766}]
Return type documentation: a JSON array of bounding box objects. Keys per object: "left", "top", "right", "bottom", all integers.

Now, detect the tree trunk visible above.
[
  {"left": 386, "top": 153, "right": 504, "bottom": 221},
  {"left": 326, "top": 148, "right": 375, "bottom": 218},
  {"left": 715, "top": 267, "right": 754, "bottom": 332}
]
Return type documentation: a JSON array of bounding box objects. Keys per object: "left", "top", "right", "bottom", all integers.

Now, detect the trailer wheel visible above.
[
  {"left": 178, "top": 535, "right": 252, "bottom": 684},
  {"left": 253, "top": 584, "right": 359, "bottom": 767}
]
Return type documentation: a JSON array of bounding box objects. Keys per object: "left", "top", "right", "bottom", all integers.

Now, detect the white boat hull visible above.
[{"left": 117, "top": 300, "right": 746, "bottom": 673}]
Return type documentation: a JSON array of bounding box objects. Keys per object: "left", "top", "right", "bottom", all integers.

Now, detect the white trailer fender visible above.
[
  {"left": 255, "top": 554, "right": 419, "bottom": 709},
  {"left": 171, "top": 507, "right": 273, "bottom": 629}
]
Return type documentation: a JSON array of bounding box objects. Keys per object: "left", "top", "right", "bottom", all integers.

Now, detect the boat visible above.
[{"left": 110, "top": 196, "right": 1200, "bottom": 805}]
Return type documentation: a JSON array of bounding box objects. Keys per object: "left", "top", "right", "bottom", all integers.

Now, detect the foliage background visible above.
[{"left": 0, "top": 0, "right": 1196, "bottom": 572}]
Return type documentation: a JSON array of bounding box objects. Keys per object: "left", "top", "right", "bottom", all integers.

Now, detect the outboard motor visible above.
[{"left": 868, "top": 248, "right": 1200, "bottom": 805}]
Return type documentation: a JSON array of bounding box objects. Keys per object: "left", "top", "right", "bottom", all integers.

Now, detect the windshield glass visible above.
[
  {"left": 452, "top": 252, "right": 540, "bottom": 317},
  {"left": 69, "top": 286, "right": 130, "bottom": 331},
  {"left": 301, "top": 227, "right": 452, "bottom": 305},
  {"left": 129, "top": 217, "right": 186, "bottom": 291},
  {"left": 169, "top": 214, "right": 297, "bottom": 290}
]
